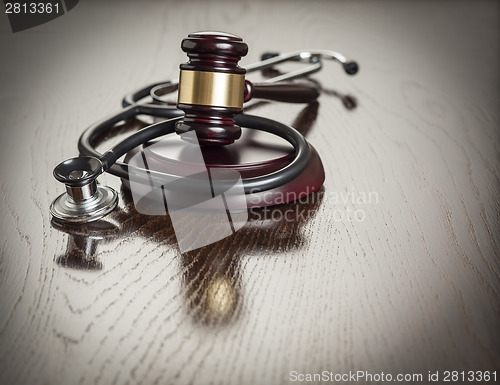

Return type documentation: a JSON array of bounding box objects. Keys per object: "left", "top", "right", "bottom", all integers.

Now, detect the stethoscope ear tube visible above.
[
  {"left": 77, "top": 105, "right": 182, "bottom": 175},
  {"left": 77, "top": 107, "right": 310, "bottom": 194}
]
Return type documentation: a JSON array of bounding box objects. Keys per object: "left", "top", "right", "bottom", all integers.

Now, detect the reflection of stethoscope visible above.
[{"left": 50, "top": 31, "right": 358, "bottom": 224}]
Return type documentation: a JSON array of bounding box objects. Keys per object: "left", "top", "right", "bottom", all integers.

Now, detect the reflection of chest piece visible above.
[{"left": 50, "top": 31, "right": 359, "bottom": 224}]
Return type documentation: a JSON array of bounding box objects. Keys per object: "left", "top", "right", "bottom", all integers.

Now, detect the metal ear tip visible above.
[
  {"left": 343, "top": 61, "right": 359, "bottom": 75},
  {"left": 50, "top": 185, "right": 118, "bottom": 224}
]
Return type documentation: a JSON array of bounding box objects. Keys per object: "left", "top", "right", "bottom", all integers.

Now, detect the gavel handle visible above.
[{"left": 249, "top": 83, "right": 320, "bottom": 104}]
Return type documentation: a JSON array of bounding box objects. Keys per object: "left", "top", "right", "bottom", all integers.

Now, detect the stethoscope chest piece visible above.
[{"left": 50, "top": 156, "right": 118, "bottom": 224}]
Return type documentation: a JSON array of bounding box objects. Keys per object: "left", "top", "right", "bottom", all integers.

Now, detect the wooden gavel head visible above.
[{"left": 175, "top": 31, "right": 248, "bottom": 146}]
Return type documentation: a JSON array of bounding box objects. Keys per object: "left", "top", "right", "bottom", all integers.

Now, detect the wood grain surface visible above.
[{"left": 1, "top": 1, "right": 499, "bottom": 384}]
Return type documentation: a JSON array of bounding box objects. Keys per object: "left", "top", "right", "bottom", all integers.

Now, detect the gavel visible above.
[{"left": 175, "top": 31, "right": 320, "bottom": 146}]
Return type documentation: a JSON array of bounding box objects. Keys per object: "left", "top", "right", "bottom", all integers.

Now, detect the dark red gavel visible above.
[{"left": 175, "top": 31, "right": 319, "bottom": 146}]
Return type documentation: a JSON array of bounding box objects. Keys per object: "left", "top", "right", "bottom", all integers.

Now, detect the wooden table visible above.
[{"left": 1, "top": 1, "right": 499, "bottom": 384}]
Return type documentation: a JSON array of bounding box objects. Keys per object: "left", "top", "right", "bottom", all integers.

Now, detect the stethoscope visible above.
[{"left": 50, "top": 32, "right": 358, "bottom": 224}]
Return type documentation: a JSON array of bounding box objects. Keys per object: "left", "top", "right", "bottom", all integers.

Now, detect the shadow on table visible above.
[{"left": 52, "top": 101, "right": 325, "bottom": 327}]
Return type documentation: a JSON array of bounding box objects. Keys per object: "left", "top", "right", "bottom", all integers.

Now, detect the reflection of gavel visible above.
[{"left": 175, "top": 31, "right": 320, "bottom": 146}]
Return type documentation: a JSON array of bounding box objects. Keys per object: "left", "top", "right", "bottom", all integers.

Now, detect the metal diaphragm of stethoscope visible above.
[{"left": 50, "top": 31, "right": 359, "bottom": 224}]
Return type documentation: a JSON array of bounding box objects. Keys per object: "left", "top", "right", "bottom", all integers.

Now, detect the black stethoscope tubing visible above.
[{"left": 77, "top": 82, "right": 311, "bottom": 194}]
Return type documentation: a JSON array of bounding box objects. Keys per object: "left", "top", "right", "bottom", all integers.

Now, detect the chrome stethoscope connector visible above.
[{"left": 50, "top": 156, "right": 118, "bottom": 224}]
